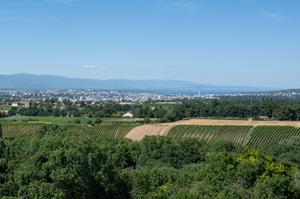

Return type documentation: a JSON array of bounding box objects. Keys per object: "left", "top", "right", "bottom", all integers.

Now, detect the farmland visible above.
[
  {"left": 247, "top": 126, "right": 300, "bottom": 148},
  {"left": 66, "top": 124, "right": 136, "bottom": 139},
  {"left": 1, "top": 122, "right": 43, "bottom": 137},
  {"left": 168, "top": 124, "right": 300, "bottom": 149},
  {"left": 2, "top": 119, "right": 136, "bottom": 138},
  {"left": 172, "top": 118, "right": 300, "bottom": 127},
  {"left": 168, "top": 125, "right": 252, "bottom": 147},
  {"left": 126, "top": 119, "right": 300, "bottom": 148},
  {"left": 3, "top": 117, "right": 300, "bottom": 149}
]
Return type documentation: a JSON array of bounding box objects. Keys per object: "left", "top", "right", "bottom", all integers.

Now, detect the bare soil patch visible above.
[
  {"left": 125, "top": 124, "right": 174, "bottom": 141},
  {"left": 173, "top": 119, "right": 300, "bottom": 127}
]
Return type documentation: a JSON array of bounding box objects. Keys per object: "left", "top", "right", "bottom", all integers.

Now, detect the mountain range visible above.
[{"left": 0, "top": 73, "right": 273, "bottom": 94}]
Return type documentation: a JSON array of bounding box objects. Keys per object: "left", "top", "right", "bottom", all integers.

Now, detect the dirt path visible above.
[
  {"left": 172, "top": 119, "right": 300, "bottom": 127},
  {"left": 125, "top": 119, "right": 300, "bottom": 141}
]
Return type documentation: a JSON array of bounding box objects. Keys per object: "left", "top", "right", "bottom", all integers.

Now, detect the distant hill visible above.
[{"left": 0, "top": 73, "right": 271, "bottom": 94}]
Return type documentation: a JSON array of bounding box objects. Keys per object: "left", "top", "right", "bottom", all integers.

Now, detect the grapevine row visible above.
[{"left": 168, "top": 125, "right": 252, "bottom": 147}]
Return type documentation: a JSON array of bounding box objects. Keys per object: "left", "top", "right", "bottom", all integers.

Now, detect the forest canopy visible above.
[{"left": 0, "top": 126, "right": 300, "bottom": 199}]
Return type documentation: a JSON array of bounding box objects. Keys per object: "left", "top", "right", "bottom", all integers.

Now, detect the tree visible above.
[
  {"left": 74, "top": 119, "right": 81, "bottom": 124},
  {"left": 268, "top": 136, "right": 300, "bottom": 166},
  {"left": 144, "top": 117, "right": 151, "bottom": 124},
  {"left": 252, "top": 174, "right": 295, "bottom": 199},
  {"left": 0, "top": 133, "right": 130, "bottom": 198},
  {"left": 0, "top": 123, "right": 2, "bottom": 138},
  {"left": 95, "top": 118, "right": 103, "bottom": 124},
  {"left": 87, "top": 119, "right": 95, "bottom": 126}
]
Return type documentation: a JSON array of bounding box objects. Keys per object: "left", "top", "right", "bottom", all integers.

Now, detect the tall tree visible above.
[{"left": 0, "top": 123, "right": 2, "bottom": 138}]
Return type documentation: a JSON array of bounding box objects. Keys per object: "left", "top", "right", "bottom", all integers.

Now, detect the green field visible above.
[
  {"left": 168, "top": 125, "right": 252, "bottom": 147},
  {"left": 1, "top": 122, "right": 43, "bottom": 137},
  {"left": 168, "top": 125, "right": 300, "bottom": 149},
  {"left": 66, "top": 124, "right": 136, "bottom": 139},
  {"left": 1, "top": 119, "right": 137, "bottom": 139}
]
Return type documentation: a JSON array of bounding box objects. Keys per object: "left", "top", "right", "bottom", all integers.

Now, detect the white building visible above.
[
  {"left": 123, "top": 112, "right": 134, "bottom": 118},
  {"left": 11, "top": 102, "right": 19, "bottom": 107}
]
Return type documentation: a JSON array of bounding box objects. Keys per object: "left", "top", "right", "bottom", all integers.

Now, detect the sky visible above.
[{"left": 0, "top": 0, "right": 299, "bottom": 88}]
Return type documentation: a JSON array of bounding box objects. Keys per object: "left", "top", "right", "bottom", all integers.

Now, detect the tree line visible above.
[
  {"left": 3, "top": 98, "right": 300, "bottom": 122},
  {"left": 0, "top": 125, "right": 300, "bottom": 198},
  {"left": 161, "top": 99, "right": 300, "bottom": 122}
]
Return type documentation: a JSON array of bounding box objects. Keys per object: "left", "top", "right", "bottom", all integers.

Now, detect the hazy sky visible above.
[{"left": 0, "top": 0, "right": 299, "bottom": 88}]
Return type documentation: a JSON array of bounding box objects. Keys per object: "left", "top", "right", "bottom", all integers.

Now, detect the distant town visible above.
[{"left": 0, "top": 89, "right": 300, "bottom": 108}]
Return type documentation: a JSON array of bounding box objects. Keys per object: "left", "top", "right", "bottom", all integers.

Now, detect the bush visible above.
[
  {"left": 74, "top": 119, "right": 81, "bottom": 124},
  {"left": 95, "top": 118, "right": 103, "bottom": 124},
  {"left": 144, "top": 117, "right": 151, "bottom": 124},
  {"left": 87, "top": 119, "right": 95, "bottom": 126}
]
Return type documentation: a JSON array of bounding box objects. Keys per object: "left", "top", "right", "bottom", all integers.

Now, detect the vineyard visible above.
[
  {"left": 4, "top": 121, "right": 300, "bottom": 148},
  {"left": 168, "top": 125, "right": 252, "bottom": 147},
  {"left": 168, "top": 125, "right": 300, "bottom": 149},
  {"left": 1, "top": 122, "right": 136, "bottom": 139},
  {"left": 247, "top": 126, "right": 300, "bottom": 148},
  {"left": 2, "top": 122, "right": 43, "bottom": 137},
  {"left": 66, "top": 124, "right": 136, "bottom": 139}
]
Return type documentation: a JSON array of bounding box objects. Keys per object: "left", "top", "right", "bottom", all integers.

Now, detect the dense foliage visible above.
[
  {"left": 268, "top": 136, "right": 300, "bottom": 167},
  {"left": 162, "top": 99, "right": 300, "bottom": 122},
  {"left": 7, "top": 100, "right": 168, "bottom": 119},
  {"left": 1, "top": 127, "right": 300, "bottom": 199},
  {"left": 0, "top": 112, "right": 6, "bottom": 119},
  {"left": 0, "top": 123, "right": 2, "bottom": 138}
]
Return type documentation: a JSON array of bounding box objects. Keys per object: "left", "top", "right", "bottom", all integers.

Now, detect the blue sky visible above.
[{"left": 0, "top": 0, "right": 299, "bottom": 88}]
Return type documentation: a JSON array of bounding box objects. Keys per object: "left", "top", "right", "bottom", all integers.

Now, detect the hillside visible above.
[
  {"left": 126, "top": 119, "right": 300, "bottom": 149},
  {"left": 0, "top": 73, "right": 270, "bottom": 94}
]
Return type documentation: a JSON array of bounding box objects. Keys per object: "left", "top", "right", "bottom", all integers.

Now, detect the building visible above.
[
  {"left": 11, "top": 102, "right": 19, "bottom": 107},
  {"left": 123, "top": 112, "right": 134, "bottom": 118},
  {"left": 258, "top": 116, "right": 269, "bottom": 120}
]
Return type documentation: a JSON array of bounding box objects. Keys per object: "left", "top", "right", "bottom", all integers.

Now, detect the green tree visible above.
[
  {"left": 0, "top": 123, "right": 2, "bottom": 138},
  {"left": 0, "top": 133, "right": 130, "bottom": 198},
  {"left": 87, "top": 119, "right": 94, "bottom": 126},
  {"left": 95, "top": 118, "right": 103, "bottom": 124},
  {"left": 252, "top": 174, "right": 297, "bottom": 199},
  {"left": 268, "top": 136, "right": 300, "bottom": 166},
  {"left": 74, "top": 119, "right": 81, "bottom": 124}
]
